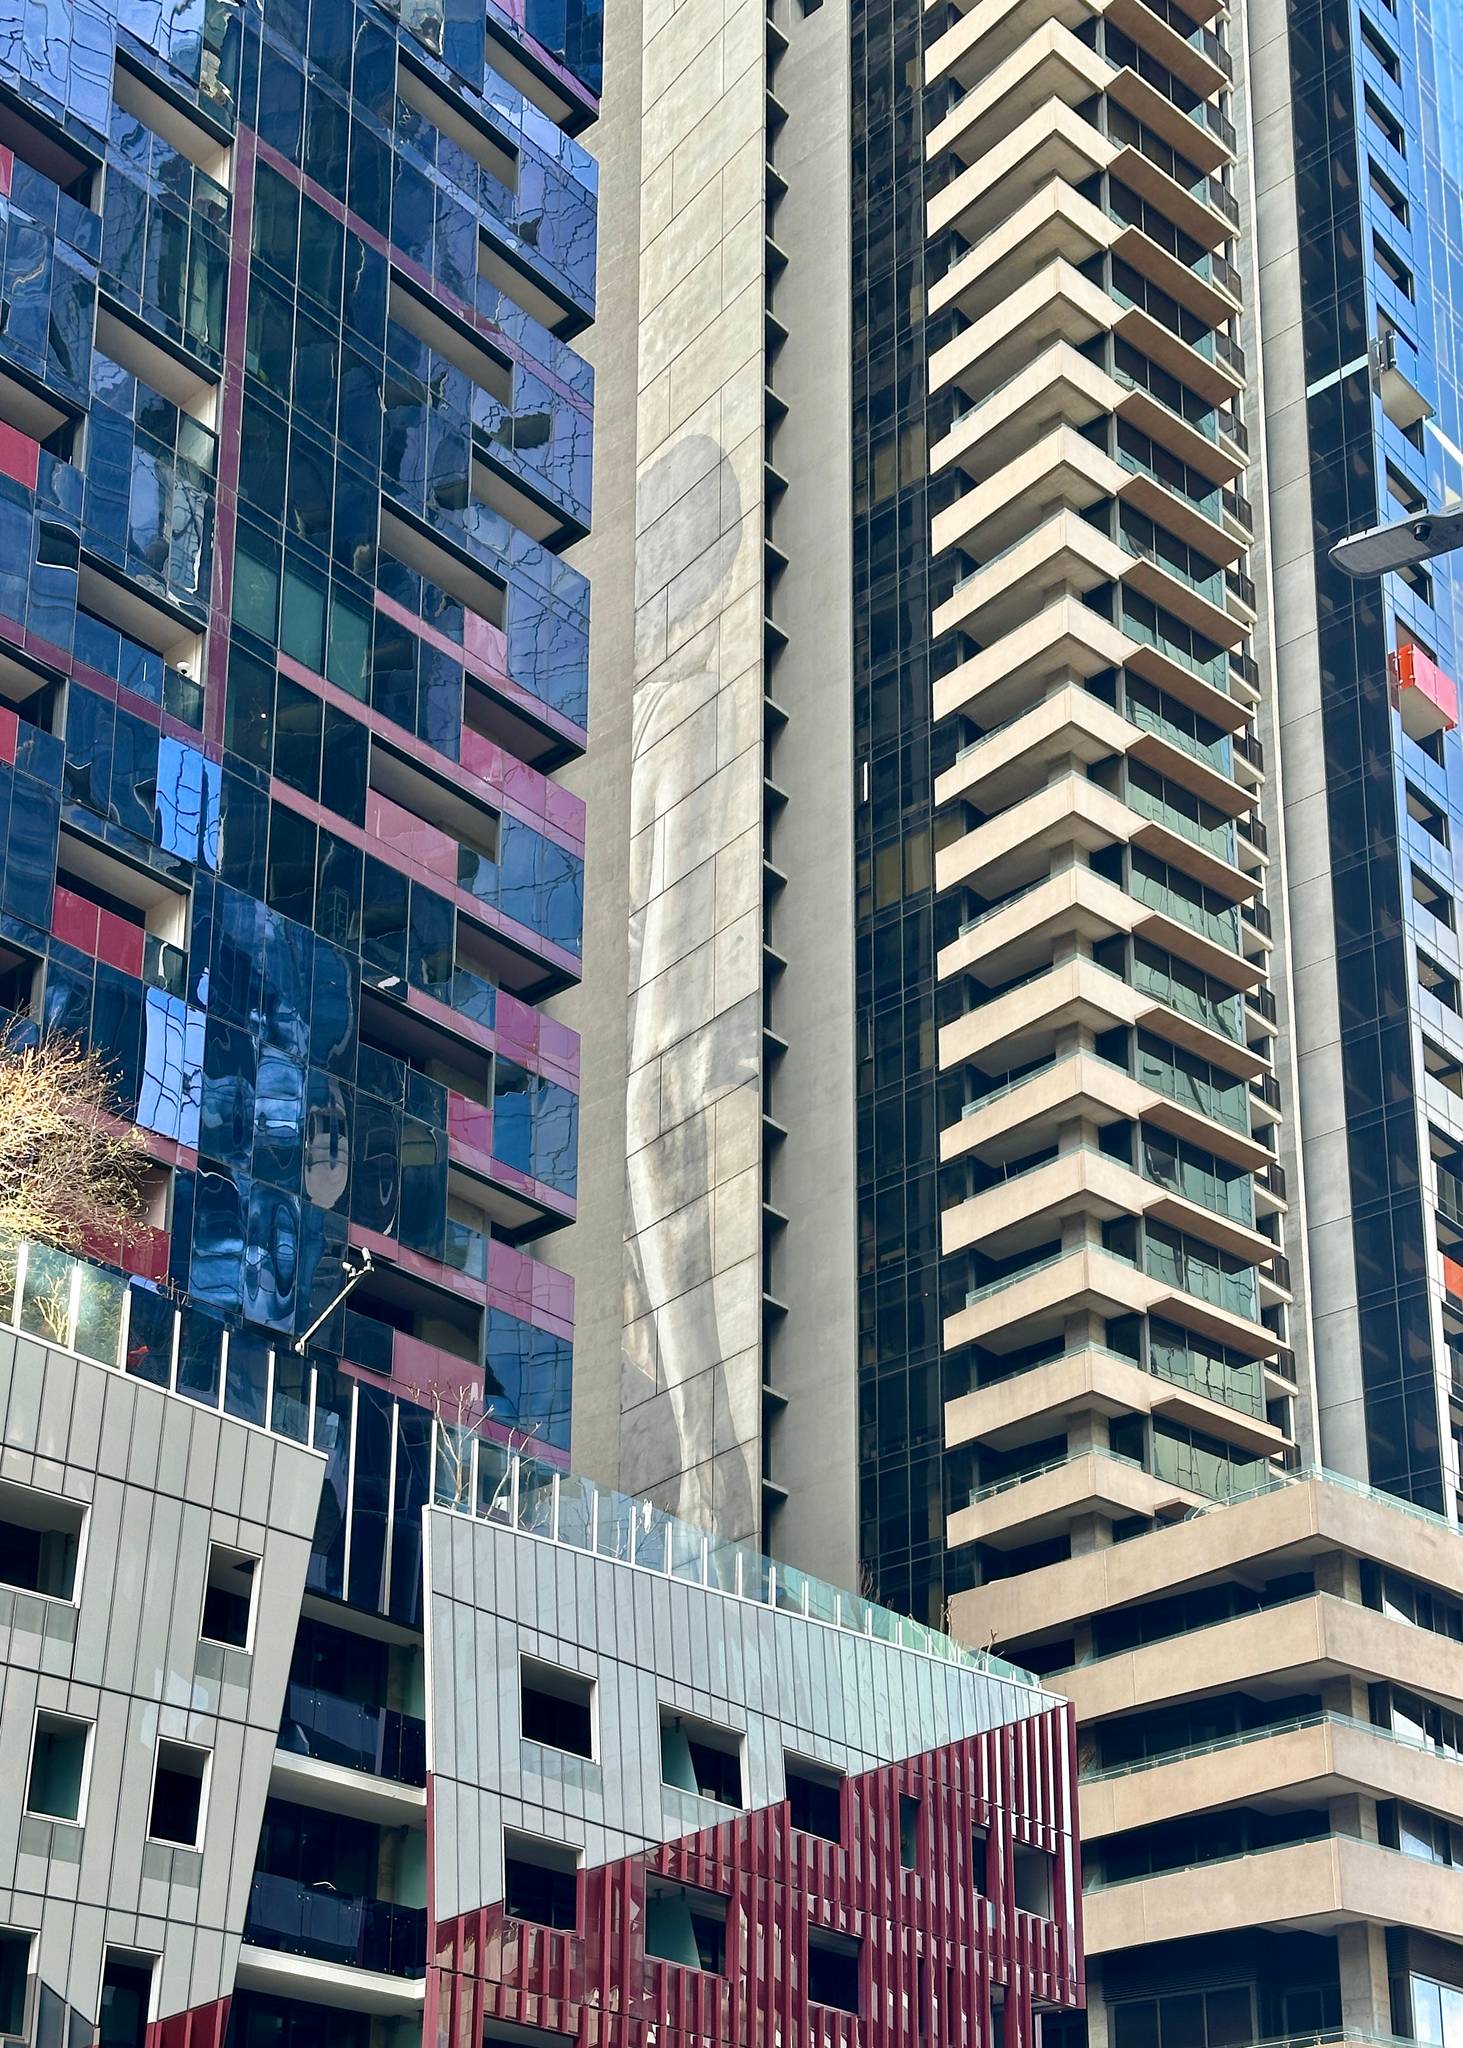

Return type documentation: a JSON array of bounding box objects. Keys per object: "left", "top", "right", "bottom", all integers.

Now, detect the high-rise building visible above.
[{"left": 573, "top": 0, "right": 1463, "bottom": 2045}]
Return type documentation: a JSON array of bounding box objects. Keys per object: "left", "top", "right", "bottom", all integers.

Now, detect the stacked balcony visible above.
[{"left": 925, "top": 0, "right": 1292, "bottom": 1568}]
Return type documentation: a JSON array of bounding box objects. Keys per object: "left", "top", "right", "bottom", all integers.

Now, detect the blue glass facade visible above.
[
  {"left": 0, "top": 0, "right": 598, "bottom": 1625},
  {"left": 1287, "top": 0, "right": 1463, "bottom": 1510}
]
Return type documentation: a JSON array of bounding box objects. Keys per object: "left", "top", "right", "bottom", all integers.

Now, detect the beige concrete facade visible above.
[{"left": 565, "top": 0, "right": 858, "bottom": 1579}]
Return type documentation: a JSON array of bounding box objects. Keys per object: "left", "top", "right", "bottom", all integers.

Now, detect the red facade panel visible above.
[{"left": 427, "top": 1704, "right": 1082, "bottom": 2048}]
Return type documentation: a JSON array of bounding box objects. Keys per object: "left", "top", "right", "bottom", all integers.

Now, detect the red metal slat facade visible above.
[{"left": 427, "top": 1700, "right": 1082, "bottom": 2048}]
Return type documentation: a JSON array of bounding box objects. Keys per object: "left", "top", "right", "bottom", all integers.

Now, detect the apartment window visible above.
[
  {"left": 0, "top": 1481, "right": 85, "bottom": 1600},
  {"left": 1365, "top": 87, "right": 1405, "bottom": 154},
  {"left": 1407, "top": 783, "right": 1450, "bottom": 846},
  {"left": 1013, "top": 1842, "right": 1055, "bottom": 1917},
  {"left": 201, "top": 1547, "right": 258, "bottom": 1650},
  {"left": 808, "top": 1930, "right": 862, "bottom": 2014},
  {"left": 98, "top": 1953, "right": 154, "bottom": 2048},
  {"left": 1374, "top": 234, "right": 1414, "bottom": 299},
  {"left": 148, "top": 1741, "right": 208, "bottom": 1846},
  {"left": 660, "top": 1708, "right": 743, "bottom": 1806},
  {"left": 26, "top": 1712, "right": 91, "bottom": 1823},
  {"left": 786, "top": 1757, "right": 843, "bottom": 1842},
  {"left": 1417, "top": 948, "right": 1460, "bottom": 1012},
  {"left": 0, "top": 1931, "right": 29, "bottom": 2040},
  {"left": 503, "top": 1831, "right": 579, "bottom": 1929},
  {"left": 972, "top": 1823, "right": 989, "bottom": 1893},
  {"left": 520, "top": 1658, "right": 594, "bottom": 1759},
  {"left": 1423, "top": 1038, "right": 1463, "bottom": 1098},
  {"left": 1359, "top": 15, "right": 1400, "bottom": 79},
  {"left": 1413, "top": 867, "right": 1456, "bottom": 930},
  {"left": 1370, "top": 158, "right": 1410, "bottom": 227},
  {"left": 899, "top": 1794, "right": 921, "bottom": 1869},
  {"left": 645, "top": 1878, "right": 727, "bottom": 1974}
]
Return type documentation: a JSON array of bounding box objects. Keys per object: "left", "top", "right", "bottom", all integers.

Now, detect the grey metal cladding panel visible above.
[
  {"left": 33, "top": 1349, "right": 78, "bottom": 1464},
  {"left": 4, "top": 1338, "right": 45, "bottom": 1453}
]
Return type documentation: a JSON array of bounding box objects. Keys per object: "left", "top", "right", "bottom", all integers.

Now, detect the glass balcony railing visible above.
[
  {"left": 431, "top": 1440, "right": 1044, "bottom": 1690},
  {"left": 244, "top": 1872, "right": 427, "bottom": 1978},
  {"left": 1129, "top": 864, "right": 1242, "bottom": 952},
  {"left": 1125, "top": 774, "right": 1237, "bottom": 864},
  {"left": 1136, "top": 1043, "right": 1250, "bottom": 1134},
  {"left": 1124, "top": 687, "right": 1234, "bottom": 776},
  {"left": 443, "top": 1218, "right": 489, "bottom": 1282},
  {"left": 1140, "top": 1135, "right": 1255, "bottom": 1227},
  {"left": 1130, "top": 949, "right": 1246, "bottom": 1039},
  {"left": 1122, "top": 604, "right": 1230, "bottom": 694},
  {"left": 1115, "top": 441, "right": 1225, "bottom": 526},
  {"left": 278, "top": 1682, "right": 428, "bottom": 1788},
  {"left": 1144, "top": 1236, "right": 1258, "bottom": 1319},
  {"left": 1121, "top": 527, "right": 1227, "bottom": 609}
]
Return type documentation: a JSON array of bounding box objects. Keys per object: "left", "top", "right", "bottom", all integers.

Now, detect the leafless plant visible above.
[
  {"left": 0, "top": 1028, "right": 147, "bottom": 1260},
  {"left": 427, "top": 1378, "right": 543, "bottom": 1514}
]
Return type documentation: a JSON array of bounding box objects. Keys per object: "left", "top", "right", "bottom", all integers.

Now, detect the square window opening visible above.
[
  {"left": 148, "top": 1740, "right": 208, "bottom": 1847},
  {"left": 201, "top": 1546, "right": 258, "bottom": 1650},
  {"left": 1013, "top": 1841, "right": 1055, "bottom": 1918},
  {"left": 99, "top": 1952, "right": 155, "bottom": 2048},
  {"left": 660, "top": 1707, "right": 743, "bottom": 1807},
  {"left": 808, "top": 1930, "right": 862, "bottom": 2015},
  {"left": 503, "top": 1830, "right": 579, "bottom": 1930},
  {"left": 0, "top": 1930, "right": 29, "bottom": 2040},
  {"left": 786, "top": 1756, "right": 843, "bottom": 1842},
  {"left": 520, "top": 1657, "right": 595, "bottom": 1760},
  {"left": 0, "top": 1480, "right": 85, "bottom": 1601},
  {"left": 645, "top": 1877, "right": 728, "bottom": 1975},
  {"left": 26, "top": 1711, "right": 90, "bottom": 1823},
  {"left": 899, "top": 1793, "right": 921, "bottom": 1870}
]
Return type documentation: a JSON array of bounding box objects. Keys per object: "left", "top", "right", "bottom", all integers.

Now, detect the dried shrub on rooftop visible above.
[{"left": 0, "top": 1027, "right": 147, "bottom": 1257}]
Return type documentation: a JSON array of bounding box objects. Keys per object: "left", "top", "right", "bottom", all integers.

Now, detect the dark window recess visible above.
[
  {"left": 520, "top": 1660, "right": 594, "bottom": 1759},
  {"left": 644, "top": 1879, "right": 728, "bottom": 1974},
  {"left": 26, "top": 1714, "right": 88, "bottom": 1821},
  {"left": 0, "top": 1483, "right": 84, "bottom": 1600},
  {"left": 1013, "top": 1842, "right": 1054, "bottom": 1918},
  {"left": 0, "top": 1930, "right": 27, "bottom": 2040},
  {"left": 149, "top": 1743, "right": 207, "bottom": 1846},
  {"left": 503, "top": 1833, "right": 578, "bottom": 1930},
  {"left": 899, "top": 1794, "right": 920, "bottom": 1869},
  {"left": 786, "top": 1758, "right": 842, "bottom": 1842},
  {"left": 660, "top": 1710, "right": 743, "bottom": 1806},
  {"left": 808, "top": 1932, "right": 862, "bottom": 2014},
  {"left": 201, "top": 1547, "right": 257, "bottom": 1648},
  {"left": 99, "top": 1954, "right": 154, "bottom": 2048},
  {"left": 972, "top": 1824, "right": 989, "bottom": 1894}
]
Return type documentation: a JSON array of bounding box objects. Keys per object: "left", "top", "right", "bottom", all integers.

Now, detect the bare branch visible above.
[{"left": 0, "top": 1028, "right": 148, "bottom": 1260}]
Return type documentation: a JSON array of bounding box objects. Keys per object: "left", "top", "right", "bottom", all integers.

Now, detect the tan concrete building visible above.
[{"left": 569, "top": 0, "right": 1463, "bottom": 2043}]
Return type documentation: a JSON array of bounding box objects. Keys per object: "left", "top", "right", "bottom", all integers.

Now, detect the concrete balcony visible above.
[
  {"left": 1080, "top": 1715, "right": 1463, "bottom": 1844},
  {"left": 927, "top": 0, "right": 1099, "bottom": 92},
  {"left": 1082, "top": 1835, "right": 1463, "bottom": 1956},
  {"left": 1107, "top": 64, "right": 1235, "bottom": 174},
  {"left": 945, "top": 1240, "right": 1277, "bottom": 1356},
  {"left": 930, "top": 259, "right": 1115, "bottom": 405},
  {"left": 934, "top": 343, "right": 1118, "bottom": 482},
  {"left": 930, "top": 105, "right": 1111, "bottom": 248},
  {"left": 1110, "top": 142, "right": 1237, "bottom": 252},
  {"left": 949, "top": 1448, "right": 1203, "bottom": 1548},
  {"left": 941, "top": 1049, "right": 1273, "bottom": 1174},
  {"left": 936, "top": 685, "right": 1249, "bottom": 818},
  {"left": 1105, "top": 0, "right": 1232, "bottom": 98},
  {"left": 928, "top": 22, "right": 1111, "bottom": 168},
  {"left": 1113, "top": 372, "right": 1247, "bottom": 486},
  {"left": 1112, "top": 294, "right": 1242, "bottom": 406},
  {"left": 939, "top": 953, "right": 1268, "bottom": 1084},
  {"left": 946, "top": 1345, "right": 1286, "bottom": 1457},
  {"left": 934, "top": 594, "right": 1133, "bottom": 729},
  {"left": 937, "top": 864, "right": 1262, "bottom": 993},
  {"left": 235, "top": 1945, "right": 426, "bottom": 2019},
  {"left": 934, "top": 512, "right": 1127, "bottom": 642},
  {"left": 943, "top": 1144, "right": 1278, "bottom": 1267},
  {"left": 937, "top": 772, "right": 1256, "bottom": 905},
  {"left": 933, "top": 183, "right": 1115, "bottom": 325},
  {"left": 933, "top": 426, "right": 1123, "bottom": 562},
  {"left": 948, "top": 1472, "right": 1463, "bottom": 1664}
]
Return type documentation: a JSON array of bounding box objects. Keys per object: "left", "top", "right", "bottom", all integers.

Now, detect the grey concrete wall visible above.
[
  {"left": 754, "top": 0, "right": 859, "bottom": 1589},
  {"left": 0, "top": 1332, "right": 320, "bottom": 2033},
  {"left": 560, "top": 0, "right": 773, "bottom": 1546},
  {"left": 422, "top": 1502, "right": 1054, "bottom": 1919},
  {"left": 1249, "top": 0, "right": 1366, "bottom": 1473}
]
